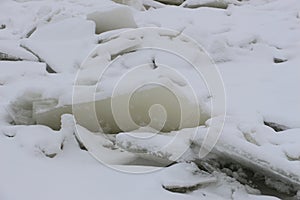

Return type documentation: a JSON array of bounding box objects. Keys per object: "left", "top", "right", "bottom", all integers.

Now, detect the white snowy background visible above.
[{"left": 0, "top": 0, "right": 300, "bottom": 199}]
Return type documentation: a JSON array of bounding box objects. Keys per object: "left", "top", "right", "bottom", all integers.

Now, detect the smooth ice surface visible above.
[{"left": 87, "top": 6, "right": 137, "bottom": 34}]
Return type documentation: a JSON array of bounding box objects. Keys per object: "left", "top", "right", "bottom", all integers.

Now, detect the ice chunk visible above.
[
  {"left": 161, "top": 163, "right": 217, "bottom": 193},
  {"left": 8, "top": 92, "right": 43, "bottom": 125},
  {"left": 86, "top": 6, "right": 137, "bottom": 34},
  {"left": 34, "top": 85, "right": 207, "bottom": 133},
  {"left": 74, "top": 124, "right": 139, "bottom": 165},
  {"left": 181, "top": 0, "right": 240, "bottom": 9},
  {"left": 116, "top": 129, "right": 195, "bottom": 164},
  {"left": 113, "top": 0, "right": 145, "bottom": 10},
  {"left": 21, "top": 18, "right": 96, "bottom": 73}
]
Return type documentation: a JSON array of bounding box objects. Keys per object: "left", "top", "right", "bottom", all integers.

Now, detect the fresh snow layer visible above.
[
  {"left": 1, "top": 0, "right": 300, "bottom": 200},
  {"left": 0, "top": 115, "right": 280, "bottom": 200}
]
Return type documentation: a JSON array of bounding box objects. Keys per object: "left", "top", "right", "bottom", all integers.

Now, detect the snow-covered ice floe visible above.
[
  {"left": 116, "top": 116, "right": 300, "bottom": 195},
  {"left": 9, "top": 27, "right": 217, "bottom": 133},
  {"left": 1, "top": 0, "right": 300, "bottom": 199}
]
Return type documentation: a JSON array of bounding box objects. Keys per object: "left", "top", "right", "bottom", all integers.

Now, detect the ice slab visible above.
[
  {"left": 33, "top": 85, "right": 207, "bottom": 133},
  {"left": 87, "top": 6, "right": 137, "bottom": 34}
]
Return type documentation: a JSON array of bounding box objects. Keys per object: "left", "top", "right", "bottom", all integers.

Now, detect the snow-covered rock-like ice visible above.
[{"left": 21, "top": 18, "right": 97, "bottom": 73}]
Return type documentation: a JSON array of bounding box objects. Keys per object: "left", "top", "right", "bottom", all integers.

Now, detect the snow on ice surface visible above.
[
  {"left": 21, "top": 17, "right": 97, "bottom": 73},
  {"left": 135, "top": 3, "right": 300, "bottom": 127},
  {"left": 0, "top": 115, "right": 280, "bottom": 200},
  {"left": 116, "top": 118, "right": 300, "bottom": 196},
  {"left": 117, "top": 117, "right": 300, "bottom": 173},
  {"left": 1, "top": 0, "right": 300, "bottom": 199},
  {"left": 0, "top": 40, "right": 38, "bottom": 61}
]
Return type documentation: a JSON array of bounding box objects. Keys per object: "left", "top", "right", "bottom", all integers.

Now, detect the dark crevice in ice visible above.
[
  {"left": 46, "top": 65, "right": 56, "bottom": 73},
  {"left": 183, "top": 4, "right": 229, "bottom": 9},
  {"left": 44, "top": 152, "right": 57, "bottom": 158},
  {"left": 60, "top": 143, "right": 64, "bottom": 151},
  {"left": 154, "top": 0, "right": 184, "bottom": 6},
  {"left": 110, "top": 49, "right": 137, "bottom": 61},
  {"left": 273, "top": 57, "right": 288, "bottom": 64},
  {"left": 74, "top": 133, "right": 87, "bottom": 151},
  {"left": 151, "top": 57, "right": 158, "bottom": 69},
  {"left": 0, "top": 52, "right": 23, "bottom": 61},
  {"left": 264, "top": 121, "right": 290, "bottom": 132},
  {"left": 40, "top": 148, "right": 57, "bottom": 158},
  {"left": 20, "top": 44, "right": 57, "bottom": 73},
  {"left": 3, "top": 133, "right": 15, "bottom": 138},
  {"left": 25, "top": 27, "right": 37, "bottom": 38},
  {"left": 162, "top": 181, "right": 209, "bottom": 193}
]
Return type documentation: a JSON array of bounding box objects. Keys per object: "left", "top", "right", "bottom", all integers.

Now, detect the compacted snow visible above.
[{"left": 1, "top": 0, "right": 300, "bottom": 200}]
